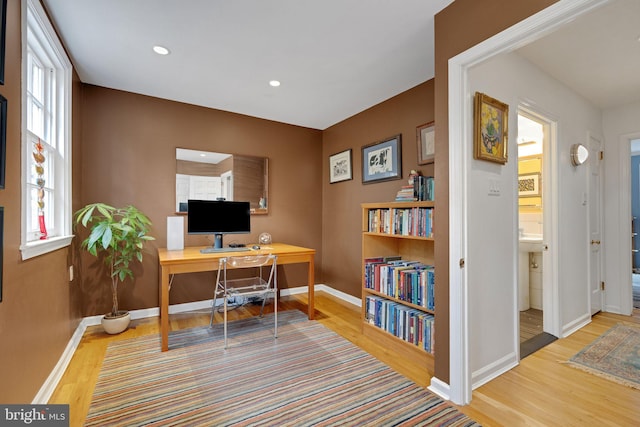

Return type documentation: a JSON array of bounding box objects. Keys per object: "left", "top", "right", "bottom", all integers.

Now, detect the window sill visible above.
[{"left": 20, "top": 235, "right": 74, "bottom": 260}]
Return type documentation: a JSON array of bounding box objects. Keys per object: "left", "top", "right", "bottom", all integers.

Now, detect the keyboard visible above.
[{"left": 200, "top": 246, "right": 251, "bottom": 254}]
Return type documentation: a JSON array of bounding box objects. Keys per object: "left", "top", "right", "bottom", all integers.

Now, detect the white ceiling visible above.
[
  {"left": 42, "top": 0, "right": 638, "bottom": 131},
  {"left": 42, "top": 0, "right": 454, "bottom": 130},
  {"left": 515, "top": 0, "right": 640, "bottom": 110}
]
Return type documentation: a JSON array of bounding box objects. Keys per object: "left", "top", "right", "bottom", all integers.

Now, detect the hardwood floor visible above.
[
  {"left": 49, "top": 292, "right": 640, "bottom": 426},
  {"left": 519, "top": 308, "right": 543, "bottom": 342}
]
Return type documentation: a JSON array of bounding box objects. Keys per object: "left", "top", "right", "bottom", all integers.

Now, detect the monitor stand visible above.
[
  {"left": 214, "top": 233, "right": 223, "bottom": 249},
  {"left": 200, "top": 234, "right": 250, "bottom": 254}
]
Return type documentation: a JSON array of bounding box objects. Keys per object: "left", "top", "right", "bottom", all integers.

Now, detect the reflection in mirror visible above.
[{"left": 176, "top": 148, "right": 268, "bottom": 214}]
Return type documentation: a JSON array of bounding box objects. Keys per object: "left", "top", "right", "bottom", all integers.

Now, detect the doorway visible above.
[
  {"left": 517, "top": 108, "right": 557, "bottom": 358},
  {"left": 630, "top": 139, "right": 640, "bottom": 309}
]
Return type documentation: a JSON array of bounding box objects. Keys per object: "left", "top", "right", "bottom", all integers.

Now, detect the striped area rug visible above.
[{"left": 85, "top": 310, "right": 479, "bottom": 426}]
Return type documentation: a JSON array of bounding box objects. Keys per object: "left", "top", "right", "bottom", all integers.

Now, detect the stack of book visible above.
[
  {"left": 395, "top": 185, "right": 417, "bottom": 201},
  {"left": 394, "top": 175, "right": 435, "bottom": 201}
]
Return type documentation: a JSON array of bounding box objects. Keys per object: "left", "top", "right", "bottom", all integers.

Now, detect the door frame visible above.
[
  {"left": 618, "top": 132, "right": 640, "bottom": 314},
  {"left": 517, "top": 105, "right": 560, "bottom": 336},
  {"left": 447, "top": 0, "right": 609, "bottom": 406},
  {"left": 588, "top": 132, "right": 604, "bottom": 314}
]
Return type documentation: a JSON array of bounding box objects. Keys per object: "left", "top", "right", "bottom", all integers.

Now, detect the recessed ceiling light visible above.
[
  {"left": 269, "top": 80, "right": 281, "bottom": 87},
  {"left": 153, "top": 45, "right": 170, "bottom": 55}
]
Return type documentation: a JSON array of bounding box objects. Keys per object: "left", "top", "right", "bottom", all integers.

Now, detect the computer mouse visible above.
[{"left": 252, "top": 245, "right": 261, "bottom": 250}]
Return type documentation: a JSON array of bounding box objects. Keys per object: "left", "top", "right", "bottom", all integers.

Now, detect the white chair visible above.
[{"left": 210, "top": 254, "right": 278, "bottom": 348}]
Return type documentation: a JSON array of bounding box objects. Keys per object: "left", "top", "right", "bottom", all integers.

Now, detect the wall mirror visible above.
[{"left": 176, "top": 148, "right": 269, "bottom": 215}]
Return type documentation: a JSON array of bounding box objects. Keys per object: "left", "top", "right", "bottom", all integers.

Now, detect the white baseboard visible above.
[
  {"left": 428, "top": 376, "right": 451, "bottom": 401},
  {"left": 282, "top": 284, "right": 361, "bottom": 307},
  {"left": 34, "top": 284, "right": 358, "bottom": 403},
  {"left": 32, "top": 317, "right": 91, "bottom": 404},
  {"left": 471, "top": 352, "right": 518, "bottom": 390}
]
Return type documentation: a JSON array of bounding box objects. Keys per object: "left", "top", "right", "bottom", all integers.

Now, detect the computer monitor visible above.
[{"left": 187, "top": 199, "right": 251, "bottom": 249}]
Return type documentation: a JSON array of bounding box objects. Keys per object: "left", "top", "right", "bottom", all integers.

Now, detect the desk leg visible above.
[
  {"left": 160, "top": 267, "right": 169, "bottom": 351},
  {"left": 308, "top": 257, "right": 315, "bottom": 320}
]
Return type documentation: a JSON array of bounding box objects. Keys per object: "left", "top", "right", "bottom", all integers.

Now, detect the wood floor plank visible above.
[{"left": 48, "top": 293, "right": 640, "bottom": 426}]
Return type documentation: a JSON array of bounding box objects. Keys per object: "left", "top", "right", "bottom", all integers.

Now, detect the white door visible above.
[
  {"left": 176, "top": 174, "right": 190, "bottom": 211},
  {"left": 589, "top": 133, "right": 604, "bottom": 314},
  {"left": 189, "top": 176, "right": 222, "bottom": 200},
  {"left": 220, "top": 170, "right": 233, "bottom": 201}
]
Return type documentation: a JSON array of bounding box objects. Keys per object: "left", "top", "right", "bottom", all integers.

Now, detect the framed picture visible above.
[
  {"left": 0, "top": 93, "right": 5, "bottom": 189},
  {"left": 0, "top": 206, "right": 3, "bottom": 302},
  {"left": 329, "top": 149, "right": 353, "bottom": 183},
  {"left": 0, "top": 0, "right": 6, "bottom": 85},
  {"left": 474, "top": 92, "right": 508, "bottom": 164},
  {"left": 362, "top": 134, "right": 402, "bottom": 184},
  {"left": 417, "top": 121, "right": 435, "bottom": 165},
  {"left": 518, "top": 173, "right": 541, "bottom": 197}
]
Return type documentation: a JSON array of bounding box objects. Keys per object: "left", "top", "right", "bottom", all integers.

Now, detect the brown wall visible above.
[
  {"left": 1, "top": 0, "right": 562, "bottom": 403},
  {"left": 432, "top": 0, "right": 558, "bottom": 383},
  {"left": 321, "top": 81, "right": 435, "bottom": 296},
  {"left": 78, "top": 86, "right": 323, "bottom": 315},
  {"left": 0, "top": 0, "right": 84, "bottom": 403}
]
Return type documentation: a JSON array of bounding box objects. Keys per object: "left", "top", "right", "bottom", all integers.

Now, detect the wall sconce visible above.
[{"left": 570, "top": 144, "right": 589, "bottom": 166}]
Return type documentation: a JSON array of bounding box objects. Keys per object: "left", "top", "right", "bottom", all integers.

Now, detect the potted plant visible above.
[{"left": 74, "top": 203, "right": 155, "bottom": 334}]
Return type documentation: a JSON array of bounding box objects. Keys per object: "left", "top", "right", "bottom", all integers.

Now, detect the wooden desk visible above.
[{"left": 157, "top": 243, "right": 316, "bottom": 351}]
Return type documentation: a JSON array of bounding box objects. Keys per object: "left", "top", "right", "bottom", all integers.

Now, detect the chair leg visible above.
[
  {"left": 274, "top": 290, "right": 278, "bottom": 339},
  {"left": 259, "top": 295, "right": 267, "bottom": 317},
  {"left": 210, "top": 290, "right": 223, "bottom": 326},
  {"left": 224, "top": 296, "right": 228, "bottom": 349}
]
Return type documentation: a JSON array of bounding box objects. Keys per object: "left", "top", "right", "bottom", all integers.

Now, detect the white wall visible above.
[
  {"left": 467, "top": 51, "right": 602, "bottom": 387},
  {"left": 602, "top": 101, "right": 640, "bottom": 314}
]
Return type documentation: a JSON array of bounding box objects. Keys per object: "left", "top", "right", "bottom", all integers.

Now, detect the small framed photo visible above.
[
  {"left": 518, "top": 173, "right": 541, "bottom": 197},
  {"left": 417, "top": 121, "right": 435, "bottom": 165},
  {"left": 0, "top": 0, "right": 5, "bottom": 85},
  {"left": 329, "top": 149, "right": 353, "bottom": 184},
  {"left": 0, "top": 93, "right": 5, "bottom": 189},
  {"left": 362, "top": 134, "right": 402, "bottom": 184},
  {"left": 474, "top": 92, "right": 508, "bottom": 164}
]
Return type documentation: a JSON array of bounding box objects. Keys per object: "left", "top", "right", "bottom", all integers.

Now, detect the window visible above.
[{"left": 20, "top": 0, "right": 73, "bottom": 260}]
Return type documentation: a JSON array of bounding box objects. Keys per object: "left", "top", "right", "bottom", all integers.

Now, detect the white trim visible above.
[
  {"left": 34, "top": 285, "right": 357, "bottom": 402},
  {"left": 615, "top": 132, "right": 640, "bottom": 314},
  {"left": 21, "top": 0, "right": 73, "bottom": 259},
  {"left": 32, "top": 317, "right": 89, "bottom": 404},
  {"left": 281, "top": 284, "right": 361, "bottom": 306},
  {"left": 428, "top": 376, "right": 451, "bottom": 401},
  {"left": 447, "top": 53, "right": 470, "bottom": 405},
  {"left": 448, "top": 0, "right": 609, "bottom": 406},
  {"left": 561, "top": 313, "right": 591, "bottom": 337},
  {"left": 20, "top": 235, "right": 73, "bottom": 260},
  {"left": 471, "top": 352, "right": 518, "bottom": 389}
]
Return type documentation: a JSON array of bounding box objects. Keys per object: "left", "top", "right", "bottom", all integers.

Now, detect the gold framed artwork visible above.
[
  {"left": 474, "top": 92, "right": 508, "bottom": 164},
  {"left": 416, "top": 121, "right": 435, "bottom": 165}
]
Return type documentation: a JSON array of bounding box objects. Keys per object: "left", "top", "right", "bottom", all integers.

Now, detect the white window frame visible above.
[{"left": 20, "top": 0, "right": 73, "bottom": 260}]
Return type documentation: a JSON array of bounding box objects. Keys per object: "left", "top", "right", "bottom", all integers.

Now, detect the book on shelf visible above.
[
  {"left": 412, "top": 175, "right": 435, "bottom": 201},
  {"left": 365, "top": 295, "right": 435, "bottom": 353},
  {"left": 364, "top": 257, "right": 435, "bottom": 310},
  {"left": 367, "top": 207, "right": 434, "bottom": 237}
]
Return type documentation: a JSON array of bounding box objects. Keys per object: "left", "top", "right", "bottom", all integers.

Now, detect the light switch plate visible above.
[{"left": 488, "top": 178, "right": 501, "bottom": 196}]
